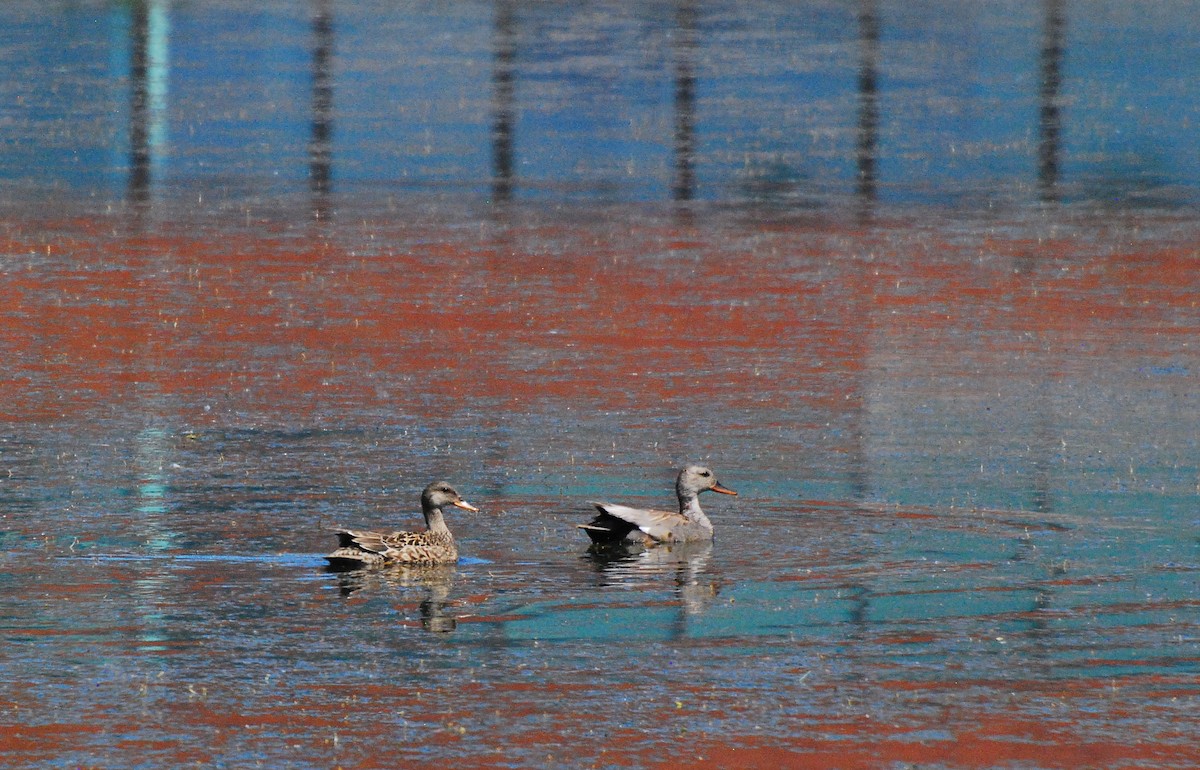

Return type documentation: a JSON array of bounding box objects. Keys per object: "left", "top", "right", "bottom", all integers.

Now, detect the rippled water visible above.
[
  {"left": 4, "top": 1, "right": 1200, "bottom": 768},
  {"left": 3, "top": 205, "right": 1197, "bottom": 768}
]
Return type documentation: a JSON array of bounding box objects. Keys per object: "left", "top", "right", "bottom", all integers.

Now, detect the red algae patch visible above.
[
  {"left": 8, "top": 212, "right": 1197, "bottom": 427},
  {"left": 632, "top": 733, "right": 1200, "bottom": 770},
  {"left": 0, "top": 722, "right": 105, "bottom": 755}
]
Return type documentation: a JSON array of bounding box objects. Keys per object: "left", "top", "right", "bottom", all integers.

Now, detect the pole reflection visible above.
[
  {"left": 491, "top": 0, "right": 517, "bottom": 204},
  {"left": 309, "top": 0, "right": 335, "bottom": 219},
  {"left": 856, "top": 0, "right": 880, "bottom": 209},
  {"left": 128, "top": 0, "right": 150, "bottom": 205},
  {"left": 126, "top": 0, "right": 168, "bottom": 208},
  {"left": 672, "top": 0, "right": 698, "bottom": 202},
  {"left": 1038, "top": 0, "right": 1066, "bottom": 202},
  {"left": 1031, "top": 400, "right": 1056, "bottom": 514}
]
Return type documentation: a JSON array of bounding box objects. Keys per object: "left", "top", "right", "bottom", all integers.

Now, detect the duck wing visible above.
[
  {"left": 327, "top": 529, "right": 395, "bottom": 570},
  {"left": 328, "top": 528, "right": 455, "bottom": 569},
  {"left": 579, "top": 502, "right": 686, "bottom": 544},
  {"left": 335, "top": 529, "right": 401, "bottom": 554}
]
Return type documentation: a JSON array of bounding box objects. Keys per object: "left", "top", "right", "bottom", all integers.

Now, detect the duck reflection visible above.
[
  {"left": 584, "top": 540, "right": 719, "bottom": 616},
  {"left": 328, "top": 564, "right": 459, "bottom": 634}
]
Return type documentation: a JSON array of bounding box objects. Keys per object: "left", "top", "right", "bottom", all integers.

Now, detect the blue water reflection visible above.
[{"left": 7, "top": 1, "right": 1200, "bottom": 207}]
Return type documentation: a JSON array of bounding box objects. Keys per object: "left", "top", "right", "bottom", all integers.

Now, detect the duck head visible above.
[
  {"left": 421, "top": 481, "right": 479, "bottom": 512},
  {"left": 677, "top": 465, "right": 737, "bottom": 498}
]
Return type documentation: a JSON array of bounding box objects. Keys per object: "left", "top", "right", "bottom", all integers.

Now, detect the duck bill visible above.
[
  {"left": 452, "top": 499, "right": 480, "bottom": 512},
  {"left": 710, "top": 482, "right": 738, "bottom": 496}
]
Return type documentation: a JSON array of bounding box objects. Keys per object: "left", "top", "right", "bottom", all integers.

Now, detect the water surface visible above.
[{"left": 3, "top": 2, "right": 1199, "bottom": 768}]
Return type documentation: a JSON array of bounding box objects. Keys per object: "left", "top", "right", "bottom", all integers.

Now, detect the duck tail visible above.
[
  {"left": 577, "top": 514, "right": 636, "bottom": 545},
  {"left": 324, "top": 548, "right": 380, "bottom": 572}
]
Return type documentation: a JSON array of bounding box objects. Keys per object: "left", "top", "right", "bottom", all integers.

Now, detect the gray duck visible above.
[{"left": 578, "top": 465, "right": 737, "bottom": 546}]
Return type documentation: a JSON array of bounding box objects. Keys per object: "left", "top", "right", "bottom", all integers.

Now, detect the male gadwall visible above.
[
  {"left": 578, "top": 465, "right": 737, "bottom": 546},
  {"left": 325, "top": 481, "right": 477, "bottom": 570}
]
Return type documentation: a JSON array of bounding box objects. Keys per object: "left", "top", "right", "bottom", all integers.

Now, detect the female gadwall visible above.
[
  {"left": 325, "top": 481, "right": 477, "bottom": 570},
  {"left": 578, "top": 465, "right": 737, "bottom": 546}
]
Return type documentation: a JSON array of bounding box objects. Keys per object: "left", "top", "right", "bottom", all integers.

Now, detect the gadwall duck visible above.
[
  {"left": 325, "top": 481, "right": 477, "bottom": 570},
  {"left": 578, "top": 465, "right": 737, "bottom": 545}
]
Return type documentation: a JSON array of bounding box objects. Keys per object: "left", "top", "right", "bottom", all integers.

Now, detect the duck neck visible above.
[
  {"left": 423, "top": 505, "right": 453, "bottom": 536},
  {"left": 677, "top": 492, "right": 712, "bottom": 529}
]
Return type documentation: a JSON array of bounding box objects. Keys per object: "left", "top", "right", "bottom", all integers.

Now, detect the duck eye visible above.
[{"left": 699, "top": 470, "right": 711, "bottom": 477}]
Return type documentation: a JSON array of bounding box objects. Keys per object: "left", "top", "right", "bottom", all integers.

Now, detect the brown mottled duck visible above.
[{"left": 325, "top": 481, "right": 477, "bottom": 570}]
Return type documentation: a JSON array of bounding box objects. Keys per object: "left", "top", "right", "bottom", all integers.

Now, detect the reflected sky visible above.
[{"left": 5, "top": 1, "right": 1200, "bottom": 209}]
